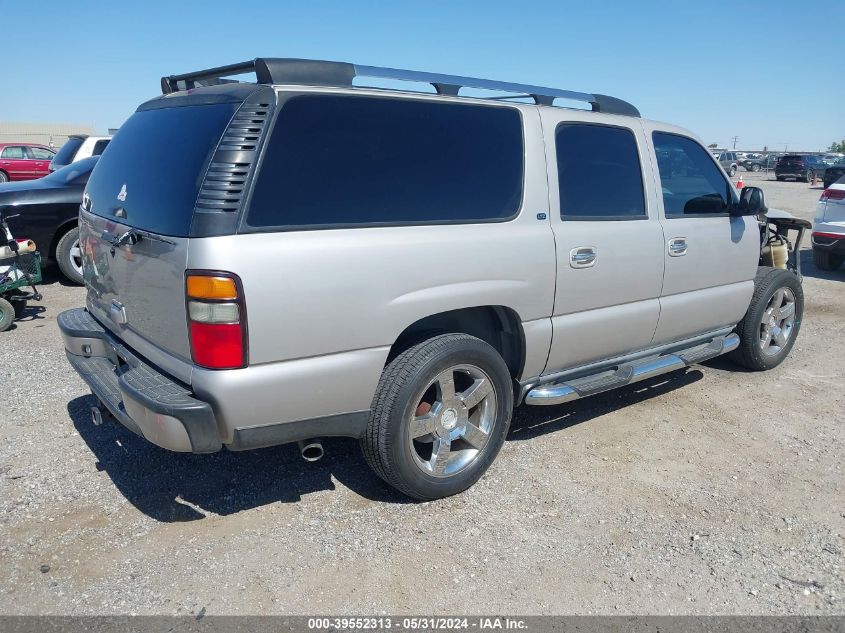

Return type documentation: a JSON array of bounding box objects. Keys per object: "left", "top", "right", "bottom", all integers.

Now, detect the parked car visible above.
[
  {"left": 59, "top": 58, "right": 807, "bottom": 500},
  {"left": 49, "top": 135, "right": 111, "bottom": 173},
  {"left": 0, "top": 156, "right": 98, "bottom": 284},
  {"left": 717, "top": 151, "right": 739, "bottom": 176},
  {"left": 812, "top": 175, "right": 845, "bottom": 271},
  {"left": 0, "top": 143, "right": 56, "bottom": 183},
  {"left": 822, "top": 159, "right": 845, "bottom": 189},
  {"left": 775, "top": 154, "right": 827, "bottom": 182},
  {"left": 742, "top": 154, "right": 780, "bottom": 172}
]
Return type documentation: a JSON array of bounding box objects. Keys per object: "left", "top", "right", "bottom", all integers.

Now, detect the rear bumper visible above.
[
  {"left": 812, "top": 230, "right": 845, "bottom": 255},
  {"left": 59, "top": 308, "right": 221, "bottom": 453}
]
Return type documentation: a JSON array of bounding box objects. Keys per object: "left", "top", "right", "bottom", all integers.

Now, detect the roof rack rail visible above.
[{"left": 161, "top": 58, "right": 640, "bottom": 118}]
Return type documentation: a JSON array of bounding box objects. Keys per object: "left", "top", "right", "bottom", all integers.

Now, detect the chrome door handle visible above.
[
  {"left": 668, "top": 238, "right": 688, "bottom": 257},
  {"left": 570, "top": 246, "right": 597, "bottom": 268}
]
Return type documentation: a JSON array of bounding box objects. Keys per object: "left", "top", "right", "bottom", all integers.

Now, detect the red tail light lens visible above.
[
  {"left": 820, "top": 188, "right": 845, "bottom": 201},
  {"left": 186, "top": 271, "right": 247, "bottom": 369},
  {"left": 189, "top": 322, "right": 244, "bottom": 368}
]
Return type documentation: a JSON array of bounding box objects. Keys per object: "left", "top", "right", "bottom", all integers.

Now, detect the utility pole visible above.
[{"left": 731, "top": 136, "right": 739, "bottom": 149}]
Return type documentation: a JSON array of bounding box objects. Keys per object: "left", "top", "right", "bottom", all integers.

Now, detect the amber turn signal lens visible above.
[{"left": 186, "top": 275, "right": 238, "bottom": 300}]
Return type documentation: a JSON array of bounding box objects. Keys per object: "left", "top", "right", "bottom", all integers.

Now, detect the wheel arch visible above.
[{"left": 387, "top": 305, "right": 526, "bottom": 383}]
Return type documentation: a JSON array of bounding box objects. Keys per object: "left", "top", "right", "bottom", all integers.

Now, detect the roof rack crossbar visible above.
[{"left": 160, "top": 58, "right": 640, "bottom": 117}]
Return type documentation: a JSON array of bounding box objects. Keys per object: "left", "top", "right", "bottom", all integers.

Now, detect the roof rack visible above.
[{"left": 161, "top": 58, "right": 640, "bottom": 118}]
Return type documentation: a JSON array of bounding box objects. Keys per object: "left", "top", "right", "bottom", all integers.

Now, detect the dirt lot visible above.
[{"left": 0, "top": 172, "right": 842, "bottom": 615}]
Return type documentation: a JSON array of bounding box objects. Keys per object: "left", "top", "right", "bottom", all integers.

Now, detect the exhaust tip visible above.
[
  {"left": 90, "top": 406, "right": 103, "bottom": 426},
  {"left": 298, "top": 439, "right": 324, "bottom": 462}
]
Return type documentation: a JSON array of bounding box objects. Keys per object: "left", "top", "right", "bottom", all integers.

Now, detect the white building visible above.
[{"left": 0, "top": 121, "right": 96, "bottom": 149}]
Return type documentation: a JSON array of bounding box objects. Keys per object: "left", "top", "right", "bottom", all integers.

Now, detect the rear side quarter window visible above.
[{"left": 245, "top": 94, "right": 524, "bottom": 229}]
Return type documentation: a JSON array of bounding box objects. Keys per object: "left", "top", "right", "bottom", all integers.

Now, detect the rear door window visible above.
[
  {"left": 246, "top": 94, "right": 524, "bottom": 228},
  {"left": 555, "top": 123, "right": 646, "bottom": 219},
  {"left": 85, "top": 103, "right": 237, "bottom": 236},
  {"left": 1, "top": 146, "right": 26, "bottom": 159},
  {"left": 653, "top": 132, "right": 733, "bottom": 216}
]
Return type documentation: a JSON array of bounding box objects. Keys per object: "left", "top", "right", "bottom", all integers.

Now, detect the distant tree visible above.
[
  {"left": 828, "top": 140, "right": 845, "bottom": 153},
  {"left": 708, "top": 143, "right": 718, "bottom": 149}
]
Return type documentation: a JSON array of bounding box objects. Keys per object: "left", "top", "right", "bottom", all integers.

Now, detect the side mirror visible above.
[{"left": 734, "top": 186, "right": 768, "bottom": 216}]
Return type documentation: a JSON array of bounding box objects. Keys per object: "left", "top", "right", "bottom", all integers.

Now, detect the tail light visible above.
[
  {"left": 820, "top": 188, "right": 845, "bottom": 201},
  {"left": 186, "top": 271, "right": 247, "bottom": 369}
]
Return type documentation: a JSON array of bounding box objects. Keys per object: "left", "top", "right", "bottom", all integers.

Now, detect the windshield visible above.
[
  {"left": 43, "top": 156, "right": 99, "bottom": 185},
  {"left": 51, "top": 136, "right": 85, "bottom": 165}
]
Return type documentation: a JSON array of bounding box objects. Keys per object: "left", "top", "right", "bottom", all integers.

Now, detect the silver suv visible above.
[{"left": 59, "top": 58, "right": 809, "bottom": 500}]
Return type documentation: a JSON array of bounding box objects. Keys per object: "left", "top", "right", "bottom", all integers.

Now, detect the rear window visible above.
[
  {"left": 246, "top": 94, "right": 523, "bottom": 228},
  {"left": 52, "top": 137, "right": 84, "bottom": 165},
  {"left": 85, "top": 103, "right": 237, "bottom": 236},
  {"left": 781, "top": 155, "right": 804, "bottom": 161}
]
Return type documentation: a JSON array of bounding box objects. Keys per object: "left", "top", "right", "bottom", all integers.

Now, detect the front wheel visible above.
[
  {"left": 730, "top": 267, "right": 803, "bottom": 371},
  {"left": 362, "top": 333, "right": 513, "bottom": 500},
  {"left": 55, "top": 227, "right": 84, "bottom": 285},
  {"left": 803, "top": 171, "right": 813, "bottom": 183},
  {"left": 0, "top": 171, "right": 8, "bottom": 184},
  {"left": 751, "top": 164, "right": 761, "bottom": 172}
]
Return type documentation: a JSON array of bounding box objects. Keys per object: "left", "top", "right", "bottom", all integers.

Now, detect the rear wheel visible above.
[
  {"left": 729, "top": 165, "right": 737, "bottom": 177},
  {"left": 751, "top": 163, "right": 761, "bottom": 172},
  {"left": 0, "top": 171, "right": 7, "bottom": 184},
  {"left": 0, "top": 298, "right": 15, "bottom": 332},
  {"left": 776, "top": 176, "right": 785, "bottom": 181},
  {"left": 55, "top": 227, "right": 84, "bottom": 285},
  {"left": 730, "top": 267, "right": 803, "bottom": 371},
  {"left": 362, "top": 333, "right": 513, "bottom": 500},
  {"left": 813, "top": 249, "right": 843, "bottom": 271}
]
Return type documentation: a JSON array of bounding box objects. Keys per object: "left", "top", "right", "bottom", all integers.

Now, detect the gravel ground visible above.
[{"left": 0, "top": 172, "right": 843, "bottom": 615}]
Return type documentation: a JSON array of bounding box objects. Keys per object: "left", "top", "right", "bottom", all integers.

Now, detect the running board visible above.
[{"left": 524, "top": 333, "right": 739, "bottom": 406}]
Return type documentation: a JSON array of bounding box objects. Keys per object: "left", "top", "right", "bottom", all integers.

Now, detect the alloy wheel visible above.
[
  {"left": 760, "top": 287, "right": 796, "bottom": 356},
  {"left": 407, "top": 364, "right": 497, "bottom": 478},
  {"left": 69, "top": 238, "right": 83, "bottom": 276}
]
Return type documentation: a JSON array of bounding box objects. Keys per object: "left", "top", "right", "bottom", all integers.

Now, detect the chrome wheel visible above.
[
  {"left": 407, "top": 364, "right": 496, "bottom": 478},
  {"left": 69, "top": 238, "right": 83, "bottom": 276},
  {"left": 760, "top": 287, "right": 796, "bottom": 356}
]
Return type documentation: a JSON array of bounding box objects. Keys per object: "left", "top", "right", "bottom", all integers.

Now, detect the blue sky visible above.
[{"left": 4, "top": 0, "right": 843, "bottom": 151}]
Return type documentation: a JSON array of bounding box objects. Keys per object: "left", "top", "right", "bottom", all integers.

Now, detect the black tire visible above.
[
  {"left": 751, "top": 164, "right": 761, "bottom": 172},
  {"left": 0, "top": 171, "right": 7, "bottom": 184},
  {"left": 729, "top": 165, "right": 737, "bottom": 177},
  {"left": 813, "top": 249, "right": 843, "bottom": 271},
  {"left": 803, "top": 171, "right": 812, "bottom": 183},
  {"left": 0, "top": 298, "right": 15, "bottom": 332},
  {"left": 730, "top": 267, "right": 803, "bottom": 371},
  {"left": 55, "top": 227, "right": 84, "bottom": 285},
  {"left": 361, "top": 333, "right": 513, "bottom": 500},
  {"left": 776, "top": 176, "right": 785, "bottom": 181}
]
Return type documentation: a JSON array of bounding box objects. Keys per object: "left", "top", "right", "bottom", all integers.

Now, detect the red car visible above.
[{"left": 0, "top": 143, "right": 57, "bottom": 183}]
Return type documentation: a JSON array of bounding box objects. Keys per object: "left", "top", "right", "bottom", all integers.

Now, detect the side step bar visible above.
[{"left": 525, "top": 333, "right": 739, "bottom": 406}]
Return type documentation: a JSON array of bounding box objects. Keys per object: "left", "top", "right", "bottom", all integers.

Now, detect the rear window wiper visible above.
[{"left": 109, "top": 228, "right": 177, "bottom": 251}]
